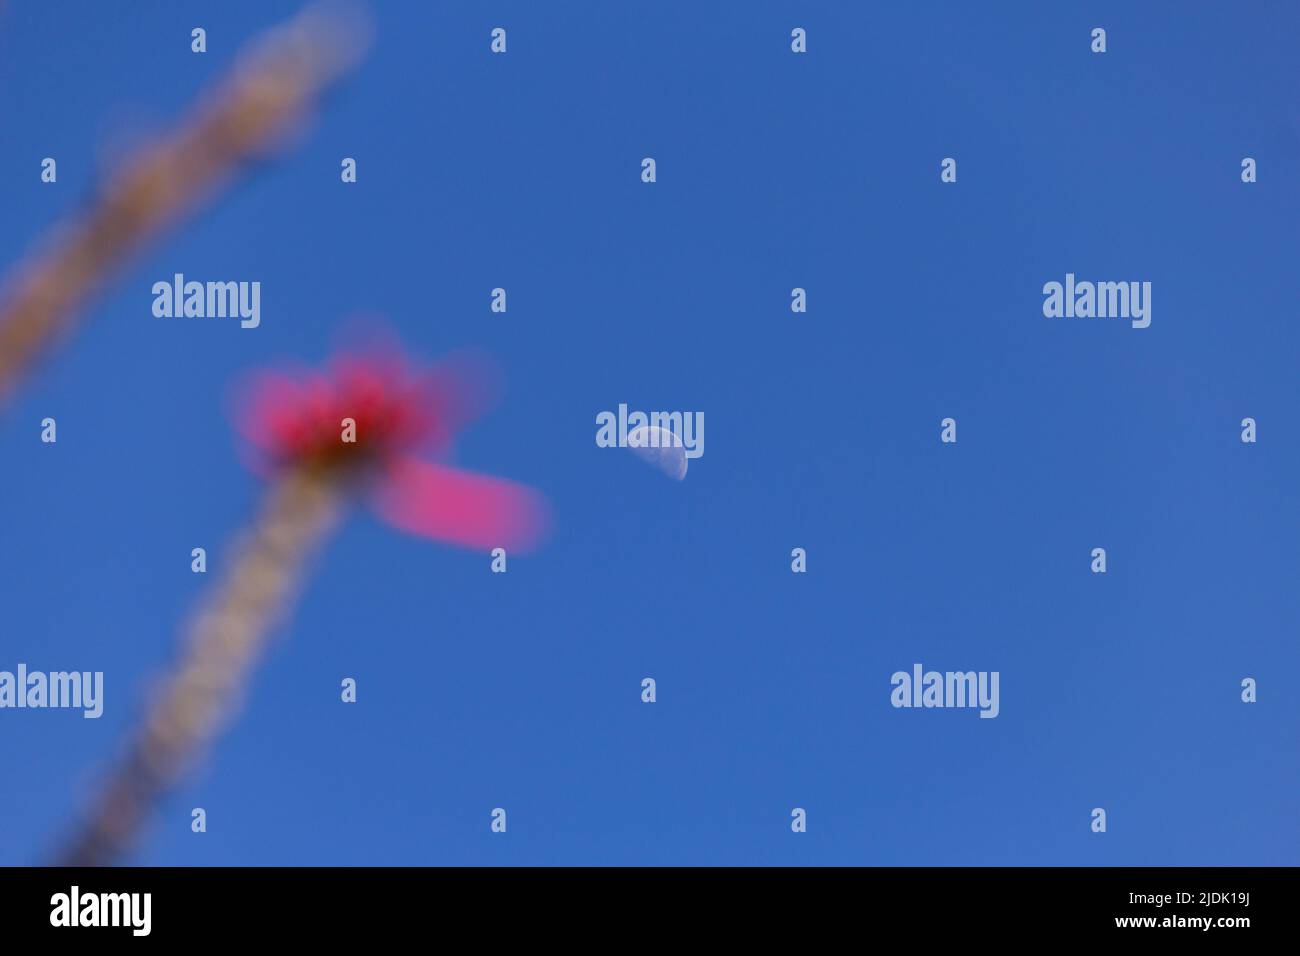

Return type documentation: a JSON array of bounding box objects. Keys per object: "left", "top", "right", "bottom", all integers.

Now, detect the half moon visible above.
[{"left": 626, "top": 424, "right": 687, "bottom": 480}]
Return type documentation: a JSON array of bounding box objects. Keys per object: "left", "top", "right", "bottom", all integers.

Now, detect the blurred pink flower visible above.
[{"left": 235, "top": 345, "right": 550, "bottom": 553}]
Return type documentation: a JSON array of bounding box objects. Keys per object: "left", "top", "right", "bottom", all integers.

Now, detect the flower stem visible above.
[
  {"left": 56, "top": 464, "right": 346, "bottom": 866},
  {"left": 0, "top": 2, "right": 369, "bottom": 406}
]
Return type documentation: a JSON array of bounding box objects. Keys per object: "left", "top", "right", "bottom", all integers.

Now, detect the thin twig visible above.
[
  {"left": 57, "top": 464, "right": 346, "bottom": 866},
  {"left": 0, "top": 2, "right": 369, "bottom": 405}
]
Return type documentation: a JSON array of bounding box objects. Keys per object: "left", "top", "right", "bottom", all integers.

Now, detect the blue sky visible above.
[{"left": 1, "top": 1, "right": 1297, "bottom": 865}]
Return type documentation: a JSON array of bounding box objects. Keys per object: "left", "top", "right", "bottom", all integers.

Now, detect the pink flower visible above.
[{"left": 234, "top": 344, "right": 549, "bottom": 553}]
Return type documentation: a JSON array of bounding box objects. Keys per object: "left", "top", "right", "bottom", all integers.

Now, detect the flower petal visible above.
[{"left": 373, "top": 458, "right": 550, "bottom": 554}]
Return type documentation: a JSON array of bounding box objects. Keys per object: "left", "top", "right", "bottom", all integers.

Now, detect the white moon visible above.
[{"left": 626, "top": 424, "right": 687, "bottom": 480}]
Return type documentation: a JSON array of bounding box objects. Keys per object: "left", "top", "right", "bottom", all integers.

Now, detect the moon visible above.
[{"left": 626, "top": 424, "right": 687, "bottom": 480}]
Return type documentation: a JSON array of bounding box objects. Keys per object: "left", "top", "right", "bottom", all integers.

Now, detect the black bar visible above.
[{"left": 0, "top": 866, "right": 1274, "bottom": 941}]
